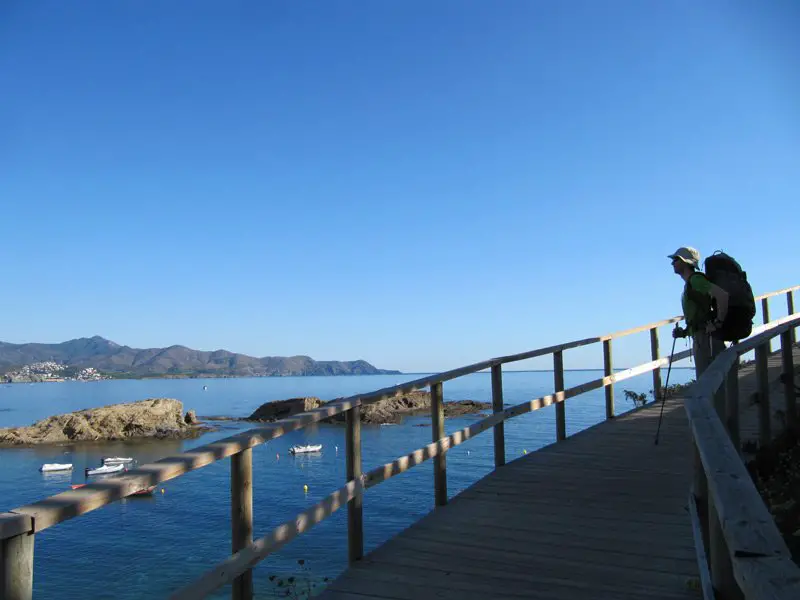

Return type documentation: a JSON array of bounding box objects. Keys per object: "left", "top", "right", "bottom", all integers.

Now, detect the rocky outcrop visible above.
[
  {"left": 0, "top": 398, "right": 207, "bottom": 446},
  {"left": 244, "top": 391, "right": 491, "bottom": 426},
  {"left": 184, "top": 409, "right": 198, "bottom": 425},
  {"left": 246, "top": 397, "right": 325, "bottom": 422}
]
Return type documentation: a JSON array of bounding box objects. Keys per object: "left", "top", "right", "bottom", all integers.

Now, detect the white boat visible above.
[
  {"left": 86, "top": 463, "right": 125, "bottom": 476},
  {"left": 102, "top": 457, "right": 134, "bottom": 464},
  {"left": 289, "top": 444, "right": 322, "bottom": 454},
  {"left": 39, "top": 463, "right": 73, "bottom": 473}
]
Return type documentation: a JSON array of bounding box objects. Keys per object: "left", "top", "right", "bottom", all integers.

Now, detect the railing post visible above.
[
  {"left": 345, "top": 406, "right": 363, "bottom": 563},
  {"left": 781, "top": 330, "right": 797, "bottom": 432},
  {"left": 0, "top": 513, "right": 34, "bottom": 600},
  {"left": 762, "top": 297, "right": 771, "bottom": 352},
  {"left": 788, "top": 291, "right": 797, "bottom": 344},
  {"left": 491, "top": 365, "right": 505, "bottom": 467},
  {"left": 603, "top": 340, "right": 614, "bottom": 419},
  {"left": 231, "top": 449, "right": 253, "bottom": 600},
  {"left": 431, "top": 382, "right": 447, "bottom": 506},
  {"left": 554, "top": 351, "right": 566, "bottom": 441},
  {"left": 755, "top": 343, "right": 771, "bottom": 447},
  {"left": 725, "top": 355, "right": 741, "bottom": 454},
  {"left": 650, "top": 327, "right": 662, "bottom": 404},
  {"left": 712, "top": 338, "right": 727, "bottom": 423},
  {"left": 708, "top": 381, "right": 740, "bottom": 599}
]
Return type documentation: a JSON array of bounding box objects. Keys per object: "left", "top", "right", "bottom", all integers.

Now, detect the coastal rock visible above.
[
  {"left": 0, "top": 398, "right": 207, "bottom": 446},
  {"left": 185, "top": 409, "right": 198, "bottom": 425},
  {"left": 326, "top": 391, "right": 491, "bottom": 425},
  {"left": 246, "top": 397, "right": 325, "bottom": 422},
  {"left": 243, "top": 393, "right": 492, "bottom": 427}
]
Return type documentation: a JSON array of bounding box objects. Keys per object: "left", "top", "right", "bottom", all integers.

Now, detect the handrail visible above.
[
  {"left": 754, "top": 284, "right": 800, "bottom": 302},
  {"left": 169, "top": 344, "right": 697, "bottom": 599},
  {"left": 0, "top": 284, "right": 796, "bottom": 600},
  {"left": 1, "top": 314, "right": 685, "bottom": 534},
  {"left": 684, "top": 313, "right": 800, "bottom": 599}
]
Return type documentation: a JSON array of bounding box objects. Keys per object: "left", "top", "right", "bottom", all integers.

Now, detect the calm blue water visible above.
[{"left": 0, "top": 369, "right": 693, "bottom": 599}]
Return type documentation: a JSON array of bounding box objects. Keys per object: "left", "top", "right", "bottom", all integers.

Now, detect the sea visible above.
[{"left": 0, "top": 368, "right": 694, "bottom": 599}]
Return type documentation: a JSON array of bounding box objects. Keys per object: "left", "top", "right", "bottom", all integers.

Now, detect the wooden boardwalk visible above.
[
  {"left": 321, "top": 396, "right": 700, "bottom": 600},
  {"left": 320, "top": 345, "right": 799, "bottom": 600}
]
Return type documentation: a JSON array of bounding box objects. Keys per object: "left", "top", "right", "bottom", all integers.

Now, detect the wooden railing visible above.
[
  {"left": 1, "top": 285, "right": 797, "bottom": 600},
  {"left": 684, "top": 309, "right": 800, "bottom": 600}
]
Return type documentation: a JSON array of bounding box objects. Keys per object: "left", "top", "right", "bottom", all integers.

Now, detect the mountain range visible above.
[{"left": 0, "top": 336, "right": 400, "bottom": 378}]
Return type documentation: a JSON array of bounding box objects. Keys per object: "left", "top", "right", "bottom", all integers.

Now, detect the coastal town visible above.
[{"left": 2, "top": 362, "right": 107, "bottom": 383}]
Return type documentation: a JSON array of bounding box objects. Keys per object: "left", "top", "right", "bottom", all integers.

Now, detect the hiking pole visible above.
[{"left": 654, "top": 329, "right": 679, "bottom": 445}]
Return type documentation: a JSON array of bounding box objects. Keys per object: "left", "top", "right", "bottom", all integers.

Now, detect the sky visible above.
[{"left": 1, "top": 1, "right": 798, "bottom": 373}]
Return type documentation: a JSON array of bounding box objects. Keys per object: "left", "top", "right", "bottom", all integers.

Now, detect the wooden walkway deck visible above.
[{"left": 320, "top": 345, "right": 799, "bottom": 600}]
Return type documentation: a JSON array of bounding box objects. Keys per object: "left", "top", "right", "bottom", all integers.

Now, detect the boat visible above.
[
  {"left": 85, "top": 463, "right": 125, "bottom": 476},
  {"left": 39, "top": 463, "right": 73, "bottom": 472},
  {"left": 289, "top": 444, "right": 322, "bottom": 454},
  {"left": 70, "top": 484, "right": 86, "bottom": 490},
  {"left": 102, "top": 457, "right": 134, "bottom": 464}
]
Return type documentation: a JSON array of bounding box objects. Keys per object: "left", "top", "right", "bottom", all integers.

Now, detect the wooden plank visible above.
[
  {"left": 754, "top": 284, "right": 800, "bottom": 301},
  {"left": 0, "top": 514, "right": 32, "bottom": 541},
  {"left": 762, "top": 297, "right": 771, "bottom": 352},
  {"left": 366, "top": 536, "right": 697, "bottom": 583},
  {"left": 430, "top": 382, "right": 447, "bottom": 507},
  {"left": 490, "top": 364, "right": 505, "bottom": 466},
  {"left": 725, "top": 357, "right": 741, "bottom": 453},
  {"left": 755, "top": 344, "right": 771, "bottom": 446},
  {"left": 0, "top": 529, "right": 34, "bottom": 600},
  {"left": 788, "top": 290, "right": 797, "bottom": 344},
  {"left": 732, "top": 555, "right": 800, "bottom": 600},
  {"left": 651, "top": 326, "right": 663, "bottom": 403},
  {"left": 687, "top": 493, "right": 715, "bottom": 600},
  {"left": 604, "top": 339, "right": 614, "bottom": 419},
  {"left": 554, "top": 351, "right": 566, "bottom": 441},
  {"left": 230, "top": 449, "right": 253, "bottom": 600},
  {"left": 781, "top": 331, "right": 797, "bottom": 430},
  {"left": 346, "top": 406, "right": 364, "bottom": 563},
  {"left": 684, "top": 393, "right": 790, "bottom": 558},
  {"left": 334, "top": 559, "right": 697, "bottom": 600}
]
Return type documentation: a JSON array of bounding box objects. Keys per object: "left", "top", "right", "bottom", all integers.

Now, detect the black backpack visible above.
[{"left": 703, "top": 251, "right": 756, "bottom": 341}]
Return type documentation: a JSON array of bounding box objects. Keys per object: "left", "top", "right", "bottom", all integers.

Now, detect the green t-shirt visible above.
[{"left": 682, "top": 273, "right": 713, "bottom": 332}]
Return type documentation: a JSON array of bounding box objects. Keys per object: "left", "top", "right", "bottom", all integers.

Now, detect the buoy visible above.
[
  {"left": 467, "top": 450, "right": 470, "bottom": 455},
  {"left": 276, "top": 453, "right": 280, "bottom": 460},
  {"left": 303, "top": 484, "right": 309, "bottom": 493},
  {"left": 161, "top": 488, "right": 165, "bottom": 494},
  {"left": 523, "top": 449, "right": 528, "bottom": 454}
]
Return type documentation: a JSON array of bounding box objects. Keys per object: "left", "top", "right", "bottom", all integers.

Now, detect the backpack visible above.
[{"left": 703, "top": 251, "right": 756, "bottom": 341}]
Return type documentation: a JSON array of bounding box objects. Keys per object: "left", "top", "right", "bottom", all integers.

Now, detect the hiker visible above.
[{"left": 668, "top": 246, "right": 729, "bottom": 375}]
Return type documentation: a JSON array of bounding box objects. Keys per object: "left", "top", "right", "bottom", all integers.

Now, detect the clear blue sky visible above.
[{"left": 1, "top": 1, "right": 798, "bottom": 372}]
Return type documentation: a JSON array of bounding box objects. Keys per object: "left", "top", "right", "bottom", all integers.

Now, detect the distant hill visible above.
[{"left": 0, "top": 336, "right": 401, "bottom": 378}]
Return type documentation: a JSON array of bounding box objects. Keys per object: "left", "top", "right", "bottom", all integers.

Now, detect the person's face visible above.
[{"left": 671, "top": 257, "right": 684, "bottom": 274}]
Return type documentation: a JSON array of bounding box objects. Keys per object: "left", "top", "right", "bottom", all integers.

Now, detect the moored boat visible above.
[
  {"left": 40, "top": 463, "right": 73, "bottom": 472},
  {"left": 289, "top": 444, "right": 322, "bottom": 454},
  {"left": 102, "top": 457, "right": 134, "bottom": 464},
  {"left": 85, "top": 463, "right": 125, "bottom": 476}
]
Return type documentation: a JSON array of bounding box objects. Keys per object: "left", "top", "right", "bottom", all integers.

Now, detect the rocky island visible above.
[
  {"left": 244, "top": 391, "right": 492, "bottom": 425},
  {"left": 0, "top": 398, "right": 209, "bottom": 446}
]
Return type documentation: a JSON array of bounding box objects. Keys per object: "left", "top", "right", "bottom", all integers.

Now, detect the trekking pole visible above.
[{"left": 654, "top": 328, "right": 679, "bottom": 445}]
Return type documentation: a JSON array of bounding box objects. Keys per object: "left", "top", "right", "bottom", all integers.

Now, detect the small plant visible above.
[{"left": 623, "top": 390, "right": 648, "bottom": 408}]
